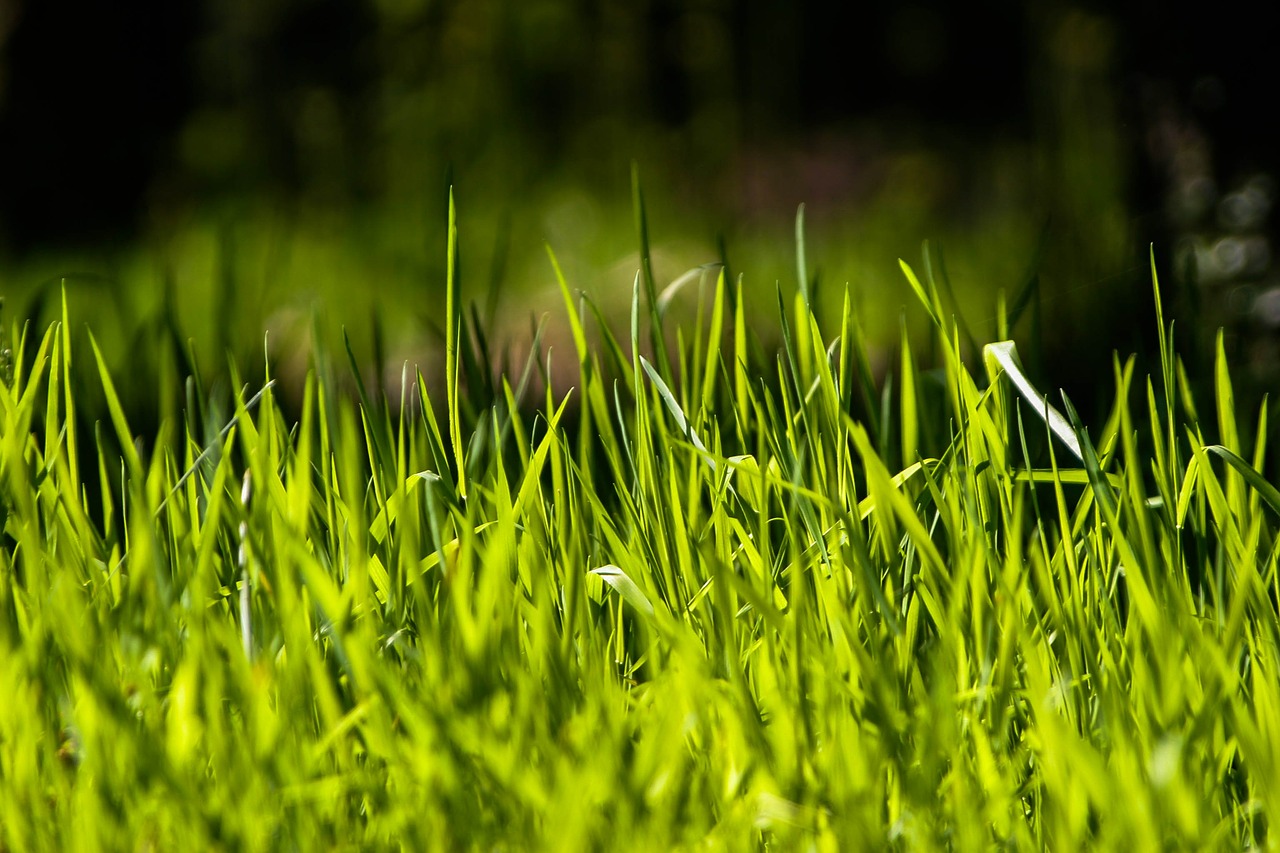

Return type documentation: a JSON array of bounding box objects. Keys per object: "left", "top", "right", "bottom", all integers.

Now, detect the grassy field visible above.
[{"left": 1, "top": 193, "right": 1278, "bottom": 850}]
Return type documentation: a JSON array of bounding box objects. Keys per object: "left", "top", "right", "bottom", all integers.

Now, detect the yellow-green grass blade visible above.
[
  {"left": 900, "top": 312, "right": 919, "bottom": 467},
  {"left": 444, "top": 186, "right": 466, "bottom": 499},
  {"left": 87, "top": 329, "right": 143, "bottom": 481}
]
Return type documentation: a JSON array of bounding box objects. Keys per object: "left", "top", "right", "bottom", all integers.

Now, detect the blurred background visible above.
[{"left": 1, "top": 0, "right": 1277, "bottom": 421}]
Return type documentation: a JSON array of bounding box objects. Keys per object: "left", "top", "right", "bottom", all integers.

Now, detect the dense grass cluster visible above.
[{"left": 2, "top": 197, "right": 1279, "bottom": 849}]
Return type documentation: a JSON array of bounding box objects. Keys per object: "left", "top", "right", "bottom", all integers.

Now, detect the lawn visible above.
[{"left": 1, "top": 192, "right": 1277, "bottom": 850}]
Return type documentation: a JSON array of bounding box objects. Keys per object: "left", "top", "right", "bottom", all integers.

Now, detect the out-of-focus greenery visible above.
[{"left": 1, "top": 2, "right": 1141, "bottom": 418}]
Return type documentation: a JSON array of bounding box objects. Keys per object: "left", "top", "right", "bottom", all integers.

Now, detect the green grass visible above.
[{"left": 1, "top": 197, "right": 1278, "bottom": 850}]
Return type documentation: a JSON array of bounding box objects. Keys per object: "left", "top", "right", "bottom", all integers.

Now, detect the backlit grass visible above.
[{"left": 1, "top": 197, "right": 1277, "bottom": 850}]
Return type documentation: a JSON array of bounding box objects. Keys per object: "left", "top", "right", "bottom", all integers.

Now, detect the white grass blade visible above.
[
  {"left": 640, "top": 355, "right": 712, "bottom": 465},
  {"left": 657, "top": 263, "right": 719, "bottom": 314},
  {"left": 983, "top": 340, "right": 1082, "bottom": 461},
  {"left": 589, "top": 565, "right": 655, "bottom": 618}
]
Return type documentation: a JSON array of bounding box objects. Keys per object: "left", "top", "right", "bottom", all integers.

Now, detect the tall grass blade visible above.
[{"left": 444, "top": 187, "right": 466, "bottom": 499}]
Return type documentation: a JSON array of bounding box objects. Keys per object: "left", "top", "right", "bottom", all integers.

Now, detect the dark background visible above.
[{"left": 1, "top": 0, "right": 1277, "bottom": 409}]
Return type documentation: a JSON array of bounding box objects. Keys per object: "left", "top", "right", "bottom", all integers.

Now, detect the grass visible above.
[{"left": 1, "top": 193, "right": 1278, "bottom": 851}]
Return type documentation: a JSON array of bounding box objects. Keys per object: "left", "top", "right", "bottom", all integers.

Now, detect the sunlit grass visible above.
[{"left": 0, "top": 195, "right": 1276, "bottom": 849}]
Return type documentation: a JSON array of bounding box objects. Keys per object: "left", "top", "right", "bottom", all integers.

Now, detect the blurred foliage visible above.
[{"left": 0, "top": 0, "right": 1179, "bottom": 423}]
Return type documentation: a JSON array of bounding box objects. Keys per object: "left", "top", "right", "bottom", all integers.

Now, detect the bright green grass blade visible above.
[
  {"left": 836, "top": 284, "right": 854, "bottom": 411},
  {"left": 850, "top": 423, "right": 946, "bottom": 587},
  {"left": 641, "top": 355, "right": 710, "bottom": 463},
  {"left": 846, "top": 304, "right": 881, "bottom": 439},
  {"left": 733, "top": 273, "right": 749, "bottom": 434},
  {"left": 855, "top": 458, "right": 940, "bottom": 520},
  {"left": 1012, "top": 467, "right": 1121, "bottom": 489},
  {"left": 414, "top": 369, "right": 457, "bottom": 495},
  {"left": 445, "top": 186, "right": 466, "bottom": 500},
  {"left": 900, "top": 312, "right": 918, "bottom": 466},
  {"left": 898, "top": 258, "right": 944, "bottom": 332},
  {"left": 87, "top": 329, "right": 143, "bottom": 480},
  {"left": 512, "top": 391, "right": 573, "bottom": 520},
  {"left": 44, "top": 320, "right": 62, "bottom": 478},
  {"left": 1146, "top": 378, "right": 1171, "bottom": 503},
  {"left": 1176, "top": 356, "right": 1201, "bottom": 428},
  {"left": 1114, "top": 354, "right": 1161, "bottom": 584},
  {"left": 1251, "top": 395, "right": 1269, "bottom": 517},
  {"left": 1060, "top": 391, "right": 1161, "bottom": 632},
  {"left": 548, "top": 245, "right": 590, "bottom": 369},
  {"left": 1214, "top": 330, "right": 1246, "bottom": 514},
  {"left": 700, "top": 267, "right": 727, "bottom": 415},
  {"left": 1184, "top": 437, "right": 1247, "bottom": 574},
  {"left": 592, "top": 562, "right": 657, "bottom": 643},
  {"left": 1059, "top": 391, "right": 1115, "bottom": 517},
  {"left": 60, "top": 286, "right": 79, "bottom": 488},
  {"left": 9, "top": 322, "right": 53, "bottom": 424},
  {"left": 1202, "top": 444, "right": 1280, "bottom": 520},
  {"left": 578, "top": 291, "right": 634, "bottom": 393},
  {"left": 631, "top": 162, "right": 671, "bottom": 382}
]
